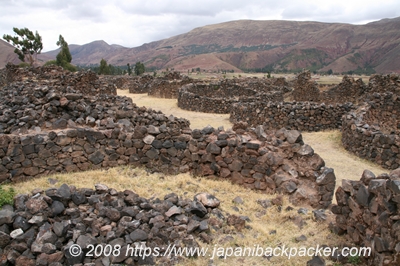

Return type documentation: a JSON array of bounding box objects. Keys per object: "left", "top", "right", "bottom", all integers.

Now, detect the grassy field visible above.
[
  {"left": 3, "top": 88, "right": 384, "bottom": 265},
  {"left": 186, "top": 72, "right": 370, "bottom": 85}
]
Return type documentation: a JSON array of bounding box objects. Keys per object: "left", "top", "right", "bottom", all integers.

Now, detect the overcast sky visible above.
[{"left": 1, "top": 0, "right": 399, "bottom": 52}]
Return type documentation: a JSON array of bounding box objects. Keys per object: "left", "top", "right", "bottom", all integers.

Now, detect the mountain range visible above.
[{"left": 1, "top": 17, "right": 400, "bottom": 73}]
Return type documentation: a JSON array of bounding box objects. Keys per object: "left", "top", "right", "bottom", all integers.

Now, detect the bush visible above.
[
  {"left": 44, "top": 60, "right": 57, "bottom": 66},
  {"left": 0, "top": 186, "right": 15, "bottom": 208},
  {"left": 18, "top": 62, "right": 30, "bottom": 68}
]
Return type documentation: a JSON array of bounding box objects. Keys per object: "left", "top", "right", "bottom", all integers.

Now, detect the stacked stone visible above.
[
  {"left": 0, "top": 123, "right": 335, "bottom": 209},
  {"left": 230, "top": 101, "right": 355, "bottom": 132},
  {"left": 0, "top": 183, "right": 232, "bottom": 265},
  {"left": 147, "top": 77, "right": 198, "bottom": 99},
  {"left": 0, "top": 80, "right": 189, "bottom": 135},
  {"left": 342, "top": 92, "right": 400, "bottom": 169},
  {"left": 292, "top": 71, "right": 320, "bottom": 102},
  {"left": 366, "top": 74, "right": 400, "bottom": 94},
  {"left": 178, "top": 83, "right": 283, "bottom": 114},
  {"left": 128, "top": 75, "right": 154, "bottom": 93},
  {"left": 321, "top": 76, "right": 366, "bottom": 104},
  {"left": 331, "top": 168, "right": 400, "bottom": 266}
]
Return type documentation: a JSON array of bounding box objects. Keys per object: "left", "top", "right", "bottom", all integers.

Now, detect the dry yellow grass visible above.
[
  {"left": 302, "top": 130, "right": 386, "bottom": 200},
  {"left": 4, "top": 166, "right": 348, "bottom": 266},
  {"left": 118, "top": 90, "right": 232, "bottom": 130}
]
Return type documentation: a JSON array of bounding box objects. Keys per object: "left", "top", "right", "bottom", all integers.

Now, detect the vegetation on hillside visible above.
[{"left": 3, "top": 27, "right": 43, "bottom": 65}]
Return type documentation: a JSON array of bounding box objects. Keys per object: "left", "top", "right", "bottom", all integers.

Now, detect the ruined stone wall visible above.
[
  {"left": 292, "top": 71, "right": 320, "bottom": 102},
  {"left": 0, "top": 124, "right": 335, "bottom": 209},
  {"left": 0, "top": 66, "right": 336, "bottom": 210},
  {"left": 178, "top": 83, "right": 283, "bottom": 114},
  {"left": 128, "top": 75, "right": 154, "bottom": 93},
  {"left": 342, "top": 92, "right": 400, "bottom": 169},
  {"left": 230, "top": 101, "right": 355, "bottom": 132},
  {"left": 331, "top": 168, "right": 400, "bottom": 266},
  {"left": 366, "top": 74, "right": 400, "bottom": 94},
  {"left": 147, "top": 78, "right": 197, "bottom": 99},
  {"left": 0, "top": 183, "right": 234, "bottom": 265},
  {"left": 321, "top": 76, "right": 366, "bottom": 104}
]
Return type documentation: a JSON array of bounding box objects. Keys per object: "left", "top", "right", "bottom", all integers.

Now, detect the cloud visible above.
[{"left": 0, "top": 0, "right": 399, "bottom": 52}]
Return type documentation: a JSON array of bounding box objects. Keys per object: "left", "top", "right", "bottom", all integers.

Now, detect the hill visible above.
[
  {"left": 0, "top": 39, "right": 20, "bottom": 68},
  {"left": 2, "top": 17, "right": 400, "bottom": 73}
]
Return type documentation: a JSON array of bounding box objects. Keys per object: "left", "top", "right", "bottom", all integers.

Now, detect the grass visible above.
[
  {"left": 118, "top": 90, "right": 232, "bottom": 130},
  {"left": 3, "top": 166, "right": 349, "bottom": 266}
]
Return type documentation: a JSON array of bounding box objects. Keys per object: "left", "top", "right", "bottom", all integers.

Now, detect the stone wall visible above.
[
  {"left": 0, "top": 66, "right": 336, "bottom": 210},
  {"left": 147, "top": 77, "right": 198, "bottom": 99},
  {"left": 367, "top": 74, "right": 400, "bottom": 94},
  {"left": 2, "top": 64, "right": 116, "bottom": 96},
  {"left": 0, "top": 124, "right": 335, "bottom": 209},
  {"left": 321, "top": 76, "right": 367, "bottom": 104},
  {"left": 0, "top": 183, "right": 235, "bottom": 265},
  {"left": 342, "top": 92, "right": 400, "bottom": 169},
  {"left": 331, "top": 168, "right": 400, "bottom": 266},
  {"left": 128, "top": 75, "right": 154, "bottom": 93},
  {"left": 292, "top": 71, "right": 320, "bottom": 102},
  {"left": 178, "top": 83, "right": 283, "bottom": 114},
  {"left": 230, "top": 101, "right": 355, "bottom": 132}
]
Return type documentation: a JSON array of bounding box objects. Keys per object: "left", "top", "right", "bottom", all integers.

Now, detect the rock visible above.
[
  {"left": 284, "top": 130, "right": 302, "bottom": 144},
  {"left": 232, "top": 196, "right": 244, "bottom": 204},
  {"left": 88, "top": 150, "right": 105, "bottom": 165},
  {"left": 316, "top": 168, "right": 335, "bottom": 185},
  {"left": 130, "top": 229, "right": 148, "bottom": 242},
  {"left": 51, "top": 201, "right": 65, "bottom": 216},
  {"left": 227, "top": 215, "right": 245, "bottom": 231},
  {"left": 295, "top": 234, "right": 307, "bottom": 242},
  {"left": 0, "top": 209, "right": 15, "bottom": 225},
  {"left": 194, "top": 193, "right": 220, "bottom": 208},
  {"left": 189, "top": 201, "right": 208, "bottom": 218},
  {"left": 297, "top": 144, "right": 314, "bottom": 156},
  {"left": 165, "top": 206, "right": 182, "bottom": 217},
  {"left": 307, "top": 256, "right": 326, "bottom": 266}
]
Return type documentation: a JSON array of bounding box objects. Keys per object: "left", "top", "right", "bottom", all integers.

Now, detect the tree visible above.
[
  {"left": 3, "top": 27, "right": 43, "bottom": 65},
  {"left": 127, "top": 63, "right": 132, "bottom": 75},
  {"left": 56, "top": 35, "right": 72, "bottom": 65},
  {"left": 134, "top": 61, "right": 145, "bottom": 76},
  {"left": 98, "top": 58, "right": 110, "bottom": 75},
  {"left": 55, "top": 35, "right": 76, "bottom": 71}
]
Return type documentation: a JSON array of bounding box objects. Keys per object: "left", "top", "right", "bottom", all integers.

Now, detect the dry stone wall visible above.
[
  {"left": 292, "top": 71, "right": 320, "bottom": 102},
  {"left": 128, "top": 75, "right": 154, "bottom": 93},
  {"left": 321, "top": 76, "right": 367, "bottom": 104},
  {"left": 230, "top": 101, "right": 355, "bottom": 131},
  {"left": 0, "top": 183, "right": 238, "bottom": 265},
  {"left": 178, "top": 83, "right": 283, "bottom": 114},
  {"left": 342, "top": 92, "right": 400, "bottom": 169},
  {"left": 0, "top": 65, "right": 336, "bottom": 210},
  {"left": 331, "top": 168, "right": 400, "bottom": 266},
  {"left": 0, "top": 124, "right": 335, "bottom": 209},
  {"left": 366, "top": 74, "right": 400, "bottom": 94}
]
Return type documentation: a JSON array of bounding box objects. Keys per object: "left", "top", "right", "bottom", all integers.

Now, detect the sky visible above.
[{"left": 1, "top": 0, "right": 400, "bottom": 52}]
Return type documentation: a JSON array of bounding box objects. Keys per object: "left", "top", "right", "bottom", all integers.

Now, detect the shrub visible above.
[{"left": 0, "top": 186, "right": 15, "bottom": 208}]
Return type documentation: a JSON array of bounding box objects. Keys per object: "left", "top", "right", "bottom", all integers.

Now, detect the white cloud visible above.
[{"left": 0, "top": 0, "right": 399, "bottom": 52}]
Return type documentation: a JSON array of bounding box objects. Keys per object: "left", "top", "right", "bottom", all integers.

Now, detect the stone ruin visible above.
[
  {"left": 331, "top": 168, "right": 400, "bottom": 265},
  {"left": 0, "top": 183, "right": 241, "bottom": 265},
  {"left": 292, "top": 71, "right": 320, "bottom": 102},
  {"left": 342, "top": 92, "right": 400, "bottom": 170},
  {"left": 0, "top": 66, "right": 336, "bottom": 200},
  {"left": 0, "top": 64, "right": 400, "bottom": 265},
  {"left": 230, "top": 101, "right": 354, "bottom": 132},
  {"left": 178, "top": 81, "right": 284, "bottom": 114}
]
